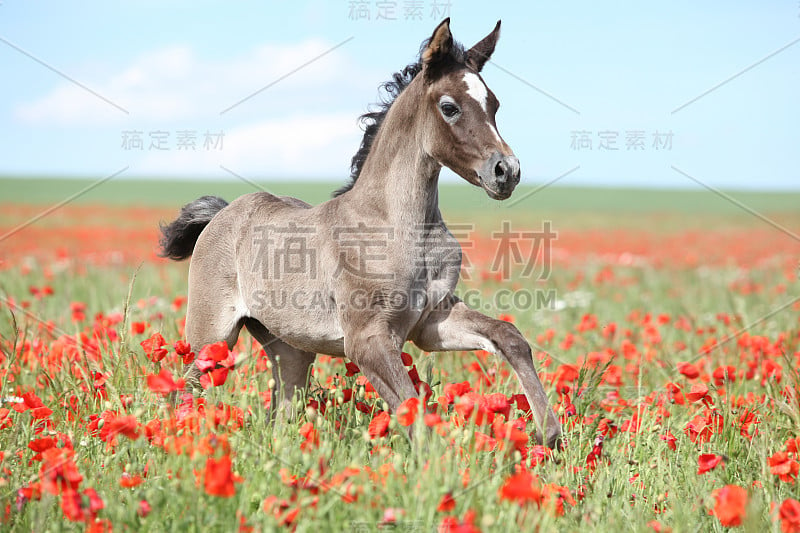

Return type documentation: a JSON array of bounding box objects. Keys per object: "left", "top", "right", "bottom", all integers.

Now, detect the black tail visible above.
[{"left": 158, "top": 196, "right": 229, "bottom": 260}]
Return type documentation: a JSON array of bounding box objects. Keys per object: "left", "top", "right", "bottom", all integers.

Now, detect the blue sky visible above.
[{"left": 0, "top": 1, "right": 798, "bottom": 190}]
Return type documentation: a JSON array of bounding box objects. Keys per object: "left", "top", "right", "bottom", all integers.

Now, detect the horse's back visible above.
[
  {"left": 230, "top": 191, "right": 312, "bottom": 212},
  {"left": 189, "top": 192, "right": 311, "bottom": 276}
]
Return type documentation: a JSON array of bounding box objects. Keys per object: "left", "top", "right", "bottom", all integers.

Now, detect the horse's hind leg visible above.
[
  {"left": 183, "top": 321, "right": 244, "bottom": 393},
  {"left": 344, "top": 323, "right": 418, "bottom": 413},
  {"left": 244, "top": 318, "right": 316, "bottom": 421},
  {"left": 183, "top": 290, "right": 245, "bottom": 393}
]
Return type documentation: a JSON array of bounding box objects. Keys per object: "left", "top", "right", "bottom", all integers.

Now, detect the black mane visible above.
[{"left": 333, "top": 39, "right": 467, "bottom": 197}]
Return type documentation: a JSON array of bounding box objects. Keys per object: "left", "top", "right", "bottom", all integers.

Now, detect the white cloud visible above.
[
  {"left": 13, "top": 39, "right": 378, "bottom": 178},
  {"left": 15, "top": 40, "right": 371, "bottom": 125},
  {"left": 133, "top": 113, "right": 361, "bottom": 179}
]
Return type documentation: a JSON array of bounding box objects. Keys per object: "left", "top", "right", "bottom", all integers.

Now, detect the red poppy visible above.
[
  {"left": 174, "top": 340, "right": 194, "bottom": 364},
  {"left": 697, "top": 453, "right": 724, "bottom": 474},
  {"left": 146, "top": 367, "right": 185, "bottom": 395},
  {"left": 555, "top": 364, "right": 580, "bottom": 389},
  {"left": 438, "top": 509, "right": 480, "bottom": 533},
  {"left": 407, "top": 365, "right": 421, "bottom": 385},
  {"left": 397, "top": 398, "right": 420, "bottom": 427},
  {"left": 70, "top": 301, "right": 86, "bottom": 322},
  {"left": 499, "top": 471, "right": 543, "bottom": 505},
  {"left": 779, "top": 498, "right": 800, "bottom": 533},
  {"left": 664, "top": 382, "right": 685, "bottom": 405},
  {"left": 559, "top": 332, "right": 575, "bottom": 351},
  {"left": 140, "top": 332, "right": 168, "bottom": 362},
  {"left": 586, "top": 435, "right": 604, "bottom": 471},
  {"left": 40, "top": 447, "right": 82, "bottom": 495},
  {"left": 762, "top": 359, "right": 783, "bottom": 385},
  {"left": 0, "top": 408, "right": 11, "bottom": 430},
  {"left": 415, "top": 380, "right": 434, "bottom": 405},
  {"left": 424, "top": 413, "right": 443, "bottom": 427},
  {"left": 512, "top": 394, "right": 531, "bottom": 414},
  {"left": 31, "top": 406, "right": 53, "bottom": 420},
  {"left": 710, "top": 484, "right": 747, "bottom": 527},
  {"left": 60, "top": 489, "right": 85, "bottom": 521},
  {"left": 18, "top": 482, "right": 42, "bottom": 502},
  {"left": 543, "top": 483, "right": 577, "bottom": 516},
  {"left": 474, "top": 432, "right": 498, "bottom": 452},
  {"left": 686, "top": 384, "right": 713, "bottom": 407},
  {"left": 106, "top": 415, "right": 140, "bottom": 441},
  {"left": 86, "top": 519, "right": 113, "bottom": 533},
  {"left": 120, "top": 473, "right": 144, "bottom": 488},
  {"left": 200, "top": 367, "right": 230, "bottom": 389},
  {"left": 661, "top": 431, "right": 678, "bottom": 451},
  {"left": 684, "top": 411, "right": 723, "bottom": 444},
  {"left": 484, "top": 393, "right": 511, "bottom": 419},
  {"left": 492, "top": 419, "right": 529, "bottom": 451},
  {"left": 769, "top": 451, "right": 800, "bottom": 483},
  {"left": 368, "top": 411, "right": 391, "bottom": 439},
  {"left": 381, "top": 507, "right": 403, "bottom": 526},
  {"left": 442, "top": 382, "right": 472, "bottom": 404},
  {"left": 355, "top": 401, "right": 372, "bottom": 414},
  {"left": 437, "top": 492, "right": 456, "bottom": 512},
  {"left": 597, "top": 418, "right": 619, "bottom": 439},
  {"left": 299, "top": 422, "right": 319, "bottom": 451},
  {"left": 196, "top": 341, "right": 234, "bottom": 373},
  {"left": 576, "top": 313, "right": 597, "bottom": 332},
  {"left": 355, "top": 375, "right": 376, "bottom": 394},
  {"left": 712, "top": 365, "right": 736, "bottom": 386},
  {"left": 203, "top": 455, "right": 240, "bottom": 497},
  {"left": 60, "top": 487, "right": 103, "bottom": 522},
  {"left": 278, "top": 507, "right": 300, "bottom": 527},
  {"left": 138, "top": 499, "right": 152, "bottom": 518},
  {"left": 647, "top": 520, "right": 672, "bottom": 532},
  {"left": 20, "top": 391, "right": 45, "bottom": 411},
  {"left": 677, "top": 362, "right": 700, "bottom": 379},
  {"left": 28, "top": 436, "right": 57, "bottom": 454},
  {"left": 92, "top": 372, "right": 108, "bottom": 389},
  {"left": 785, "top": 437, "right": 800, "bottom": 455},
  {"left": 199, "top": 341, "right": 231, "bottom": 363}
]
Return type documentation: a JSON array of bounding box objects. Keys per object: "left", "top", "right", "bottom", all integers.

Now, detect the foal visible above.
[{"left": 160, "top": 19, "right": 562, "bottom": 448}]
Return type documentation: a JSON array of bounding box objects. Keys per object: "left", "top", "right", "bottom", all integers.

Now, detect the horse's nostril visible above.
[{"left": 494, "top": 161, "right": 506, "bottom": 180}]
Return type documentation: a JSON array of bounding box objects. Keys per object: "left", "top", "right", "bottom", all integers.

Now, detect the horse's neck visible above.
[
  {"left": 346, "top": 94, "right": 443, "bottom": 228},
  {"left": 383, "top": 157, "right": 443, "bottom": 227}
]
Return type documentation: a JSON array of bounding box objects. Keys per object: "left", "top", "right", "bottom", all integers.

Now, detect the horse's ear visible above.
[
  {"left": 466, "top": 20, "right": 501, "bottom": 72},
  {"left": 422, "top": 18, "right": 453, "bottom": 65}
]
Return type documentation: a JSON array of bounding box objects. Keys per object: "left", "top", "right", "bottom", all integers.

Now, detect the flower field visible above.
[{"left": 0, "top": 186, "right": 799, "bottom": 532}]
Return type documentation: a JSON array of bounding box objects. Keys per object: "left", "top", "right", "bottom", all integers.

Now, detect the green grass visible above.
[
  {"left": 1, "top": 227, "right": 799, "bottom": 531},
  {"left": 3, "top": 176, "right": 799, "bottom": 235},
  {"left": 2, "top": 176, "right": 799, "bottom": 215},
  {"left": 1, "top": 175, "right": 799, "bottom": 531}
]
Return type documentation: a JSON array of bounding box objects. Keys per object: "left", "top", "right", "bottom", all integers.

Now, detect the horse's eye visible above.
[{"left": 440, "top": 102, "right": 460, "bottom": 119}]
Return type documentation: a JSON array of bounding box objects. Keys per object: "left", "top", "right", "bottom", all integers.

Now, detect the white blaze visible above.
[
  {"left": 463, "top": 72, "right": 488, "bottom": 112},
  {"left": 487, "top": 121, "right": 502, "bottom": 144}
]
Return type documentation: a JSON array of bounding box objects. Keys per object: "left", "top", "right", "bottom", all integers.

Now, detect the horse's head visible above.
[{"left": 420, "top": 19, "right": 519, "bottom": 200}]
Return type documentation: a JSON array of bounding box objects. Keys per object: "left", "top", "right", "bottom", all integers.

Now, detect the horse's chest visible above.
[{"left": 417, "top": 230, "right": 462, "bottom": 307}]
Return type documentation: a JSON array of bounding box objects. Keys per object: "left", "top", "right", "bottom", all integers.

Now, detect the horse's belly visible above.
[{"left": 247, "top": 285, "right": 346, "bottom": 356}]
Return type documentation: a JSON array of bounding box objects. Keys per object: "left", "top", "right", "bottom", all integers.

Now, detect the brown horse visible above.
[{"left": 159, "top": 19, "right": 562, "bottom": 448}]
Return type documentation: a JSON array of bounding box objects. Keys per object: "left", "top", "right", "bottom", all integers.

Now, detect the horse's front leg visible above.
[{"left": 410, "top": 297, "right": 562, "bottom": 449}]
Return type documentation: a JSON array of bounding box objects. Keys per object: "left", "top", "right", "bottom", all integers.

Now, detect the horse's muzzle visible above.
[{"left": 478, "top": 152, "right": 520, "bottom": 200}]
